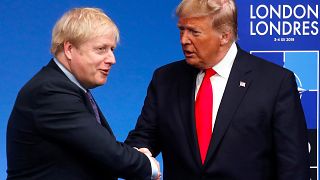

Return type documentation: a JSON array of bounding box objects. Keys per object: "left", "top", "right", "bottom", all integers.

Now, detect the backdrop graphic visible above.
[
  {"left": 246, "top": 2, "right": 319, "bottom": 179},
  {"left": 0, "top": 0, "right": 318, "bottom": 179},
  {"left": 251, "top": 50, "right": 319, "bottom": 179}
]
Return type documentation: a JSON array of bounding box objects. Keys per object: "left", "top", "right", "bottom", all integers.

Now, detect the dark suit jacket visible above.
[
  {"left": 7, "top": 60, "right": 151, "bottom": 180},
  {"left": 125, "top": 48, "right": 310, "bottom": 180}
]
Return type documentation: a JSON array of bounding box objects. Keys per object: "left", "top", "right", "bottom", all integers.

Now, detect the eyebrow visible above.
[
  {"left": 177, "top": 24, "right": 199, "bottom": 31},
  {"left": 95, "top": 43, "right": 115, "bottom": 48}
]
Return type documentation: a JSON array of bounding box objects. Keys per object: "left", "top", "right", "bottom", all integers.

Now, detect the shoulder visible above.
[
  {"left": 18, "top": 63, "right": 83, "bottom": 104},
  {"left": 237, "top": 48, "right": 293, "bottom": 78},
  {"left": 153, "top": 60, "right": 197, "bottom": 78}
]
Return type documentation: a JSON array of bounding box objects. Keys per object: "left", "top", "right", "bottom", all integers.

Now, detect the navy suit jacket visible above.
[
  {"left": 7, "top": 60, "right": 151, "bottom": 180},
  {"left": 125, "top": 48, "right": 310, "bottom": 180}
]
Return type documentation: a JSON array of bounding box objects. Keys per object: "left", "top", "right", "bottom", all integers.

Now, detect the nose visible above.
[
  {"left": 180, "top": 31, "right": 190, "bottom": 45},
  {"left": 104, "top": 50, "right": 116, "bottom": 65}
]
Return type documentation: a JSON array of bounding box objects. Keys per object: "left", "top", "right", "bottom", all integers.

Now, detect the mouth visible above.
[
  {"left": 183, "top": 50, "right": 195, "bottom": 58},
  {"left": 99, "top": 69, "right": 110, "bottom": 76}
]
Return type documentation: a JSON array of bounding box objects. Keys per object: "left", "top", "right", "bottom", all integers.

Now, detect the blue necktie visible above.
[{"left": 85, "top": 91, "right": 101, "bottom": 124}]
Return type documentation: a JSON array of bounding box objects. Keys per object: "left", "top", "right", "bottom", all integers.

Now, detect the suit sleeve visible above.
[
  {"left": 125, "top": 71, "right": 161, "bottom": 157},
  {"left": 33, "top": 82, "right": 151, "bottom": 180},
  {"left": 273, "top": 71, "right": 310, "bottom": 179}
]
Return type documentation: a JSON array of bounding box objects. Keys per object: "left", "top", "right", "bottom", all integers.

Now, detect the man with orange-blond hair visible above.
[{"left": 126, "top": 0, "right": 310, "bottom": 179}]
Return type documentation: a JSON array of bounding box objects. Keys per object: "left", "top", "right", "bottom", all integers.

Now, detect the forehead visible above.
[
  {"left": 97, "top": 32, "right": 116, "bottom": 43},
  {"left": 177, "top": 16, "right": 212, "bottom": 28},
  {"left": 85, "top": 31, "right": 117, "bottom": 46}
]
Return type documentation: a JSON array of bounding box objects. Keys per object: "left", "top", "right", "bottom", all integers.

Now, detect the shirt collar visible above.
[
  {"left": 213, "top": 42, "right": 237, "bottom": 79},
  {"left": 53, "top": 57, "right": 87, "bottom": 93}
]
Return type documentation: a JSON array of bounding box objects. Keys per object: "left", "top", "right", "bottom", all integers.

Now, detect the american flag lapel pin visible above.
[{"left": 239, "top": 81, "right": 246, "bottom": 88}]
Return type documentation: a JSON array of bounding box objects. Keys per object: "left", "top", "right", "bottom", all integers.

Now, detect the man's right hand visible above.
[
  {"left": 134, "top": 147, "right": 161, "bottom": 179},
  {"left": 137, "top": 147, "right": 153, "bottom": 157}
]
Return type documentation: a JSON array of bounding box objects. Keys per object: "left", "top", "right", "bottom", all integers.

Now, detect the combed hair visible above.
[
  {"left": 176, "top": 0, "right": 238, "bottom": 41},
  {"left": 51, "top": 8, "right": 119, "bottom": 56}
]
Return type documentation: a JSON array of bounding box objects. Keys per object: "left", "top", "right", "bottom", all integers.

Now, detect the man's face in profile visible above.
[
  {"left": 178, "top": 15, "right": 222, "bottom": 69},
  {"left": 66, "top": 31, "right": 117, "bottom": 89}
]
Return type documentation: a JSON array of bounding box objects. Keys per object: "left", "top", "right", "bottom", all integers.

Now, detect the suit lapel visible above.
[
  {"left": 97, "top": 107, "right": 115, "bottom": 137},
  {"left": 81, "top": 91, "right": 114, "bottom": 135},
  {"left": 48, "top": 59, "right": 115, "bottom": 136},
  {"left": 204, "top": 49, "right": 254, "bottom": 165},
  {"left": 178, "top": 63, "right": 202, "bottom": 165}
]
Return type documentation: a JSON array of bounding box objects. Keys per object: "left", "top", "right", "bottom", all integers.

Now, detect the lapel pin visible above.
[{"left": 239, "top": 81, "right": 246, "bottom": 88}]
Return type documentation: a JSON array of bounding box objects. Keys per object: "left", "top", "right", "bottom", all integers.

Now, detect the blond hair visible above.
[
  {"left": 51, "top": 8, "right": 119, "bottom": 56},
  {"left": 176, "top": 0, "right": 238, "bottom": 41}
]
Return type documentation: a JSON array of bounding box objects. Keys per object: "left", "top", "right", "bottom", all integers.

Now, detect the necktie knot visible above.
[
  {"left": 204, "top": 68, "right": 216, "bottom": 79},
  {"left": 86, "top": 91, "right": 94, "bottom": 102}
]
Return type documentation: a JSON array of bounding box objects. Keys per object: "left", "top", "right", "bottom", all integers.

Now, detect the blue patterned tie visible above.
[{"left": 85, "top": 90, "right": 101, "bottom": 124}]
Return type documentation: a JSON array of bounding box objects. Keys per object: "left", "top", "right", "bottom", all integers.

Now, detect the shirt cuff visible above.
[{"left": 146, "top": 155, "right": 158, "bottom": 179}]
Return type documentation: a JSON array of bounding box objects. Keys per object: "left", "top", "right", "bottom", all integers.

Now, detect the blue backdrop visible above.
[{"left": 1, "top": 0, "right": 319, "bottom": 179}]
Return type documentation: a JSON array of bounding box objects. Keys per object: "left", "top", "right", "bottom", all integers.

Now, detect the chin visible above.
[
  {"left": 186, "top": 59, "right": 202, "bottom": 69},
  {"left": 99, "top": 78, "right": 108, "bottom": 85},
  {"left": 90, "top": 79, "right": 107, "bottom": 88}
]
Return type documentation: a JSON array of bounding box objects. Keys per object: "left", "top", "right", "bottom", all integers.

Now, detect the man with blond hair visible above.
[
  {"left": 125, "top": 0, "right": 310, "bottom": 179},
  {"left": 7, "top": 8, "right": 160, "bottom": 180}
]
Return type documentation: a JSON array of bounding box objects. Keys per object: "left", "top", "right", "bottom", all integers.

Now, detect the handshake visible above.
[{"left": 135, "top": 147, "right": 161, "bottom": 180}]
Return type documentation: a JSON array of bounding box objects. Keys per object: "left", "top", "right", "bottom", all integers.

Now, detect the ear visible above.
[
  {"left": 63, "top": 41, "right": 73, "bottom": 60},
  {"left": 220, "top": 30, "right": 232, "bottom": 46}
]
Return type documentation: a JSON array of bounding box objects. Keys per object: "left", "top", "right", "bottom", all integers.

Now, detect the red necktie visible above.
[{"left": 195, "top": 68, "right": 216, "bottom": 164}]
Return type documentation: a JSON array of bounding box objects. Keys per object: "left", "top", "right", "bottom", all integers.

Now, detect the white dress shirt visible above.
[{"left": 195, "top": 42, "right": 238, "bottom": 131}]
